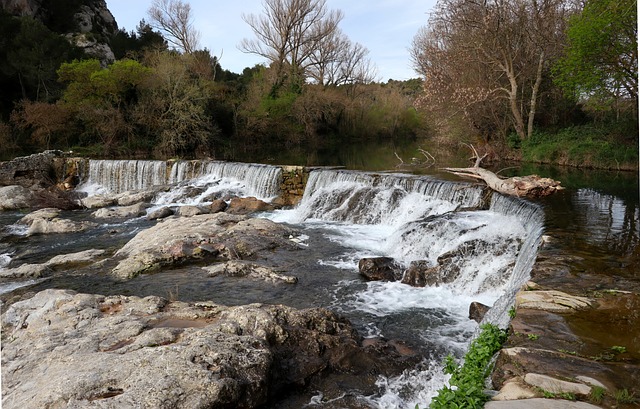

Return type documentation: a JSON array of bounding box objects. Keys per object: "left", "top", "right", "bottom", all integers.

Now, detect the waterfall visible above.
[
  {"left": 281, "top": 167, "right": 544, "bottom": 308},
  {"left": 79, "top": 159, "right": 282, "bottom": 200}
]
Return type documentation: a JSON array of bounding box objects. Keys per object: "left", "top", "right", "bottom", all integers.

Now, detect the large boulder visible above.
[
  {"left": 111, "top": 213, "right": 297, "bottom": 279},
  {"left": 0, "top": 289, "right": 379, "bottom": 409}
]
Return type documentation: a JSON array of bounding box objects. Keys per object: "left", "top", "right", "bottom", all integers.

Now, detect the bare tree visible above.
[
  {"left": 239, "top": 0, "right": 346, "bottom": 88},
  {"left": 411, "top": 0, "right": 571, "bottom": 141},
  {"left": 148, "top": 0, "right": 200, "bottom": 54}
]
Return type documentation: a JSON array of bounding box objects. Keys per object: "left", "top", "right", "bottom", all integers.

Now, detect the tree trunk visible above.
[
  {"left": 442, "top": 164, "right": 563, "bottom": 198},
  {"left": 527, "top": 51, "right": 545, "bottom": 139}
]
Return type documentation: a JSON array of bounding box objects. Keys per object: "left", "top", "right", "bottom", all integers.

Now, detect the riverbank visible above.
[{"left": 485, "top": 184, "right": 640, "bottom": 408}]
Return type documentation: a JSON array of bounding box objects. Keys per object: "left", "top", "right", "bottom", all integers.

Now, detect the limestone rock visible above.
[
  {"left": 175, "top": 205, "right": 208, "bottom": 217},
  {"left": 226, "top": 196, "right": 275, "bottom": 215},
  {"left": 359, "top": 257, "right": 402, "bottom": 281},
  {"left": 516, "top": 290, "right": 594, "bottom": 312},
  {"left": 204, "top": 261, "right": 298, "bottom": 284},
  {"left": 492, "top": 378, "right": 537, "bottom": 400},
  {"left": 0, "top": 185, "right": 33, "bottom": 210},
  {"left": 80, "top": 194, "right": 117, "bottom": 209},
  {"left": 46, "top": 249, "right": 106, "bottom": 268},
  {"left": 146, "top": 206, "right": 174, "bottom": 221},
  {"left": 111, "top": 213, "right": 296, "bottom": 279},
  {"left": 523, "top": 373, "right": 592, "bottom": 396},
  {"left": 0, "top": 289, "right": 376, "bottom": 409},
  {"left": 18, "top": 207, "right": 95, "bottom": 235},
  {"left": 92, "top": 202, "right": 149, "bottom": 219},
  {"left": 115, "top": 189, "right": 157, "bottom": 206},
  {"left": 0, "top": 263, "right": 51, "bottom": 279}
]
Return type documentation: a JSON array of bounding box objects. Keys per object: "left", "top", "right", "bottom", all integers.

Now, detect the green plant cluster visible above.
[
  {"left": 519, "top": 124, "right": 639, "bottom": 170},
  {"left": 429, "top": 324, "right": 508, "bottom": 409}
]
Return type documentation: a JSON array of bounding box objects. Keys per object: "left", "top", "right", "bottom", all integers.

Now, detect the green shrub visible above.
[{"left": 429, "top": 324, "right": 508, "bottom": 409}]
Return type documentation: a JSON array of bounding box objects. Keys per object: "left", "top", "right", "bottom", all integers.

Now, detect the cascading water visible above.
[
  {"left": 78, "top": 159, "right": 283, "bottom": 201},
  {"left": 266, "top": 168, "right": 545, "bottom": 407}
]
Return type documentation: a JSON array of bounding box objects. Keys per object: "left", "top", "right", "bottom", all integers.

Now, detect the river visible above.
[{"left": 0, "top": 156, "right": 638, "bottom": 408}]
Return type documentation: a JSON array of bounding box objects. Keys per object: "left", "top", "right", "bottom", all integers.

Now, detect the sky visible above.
[{"left": 105, "top": 0, "right": 438, "bottom": 82}]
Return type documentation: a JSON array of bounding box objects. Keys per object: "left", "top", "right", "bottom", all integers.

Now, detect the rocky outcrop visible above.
[
  {"left": 17, "top": 207, "right": 96, "bottom": 235},
  {"left": 0, "top": 151, "right": 61, "bottom": 188},
  {"left": 1, "top": 0, "right": 118, "bottom": 64},
  {"left": 0, "top": 289, "right": 413, "bottom": 409},
  {"left": 111, "top": 213, "right": 298, "bottom": 279}
]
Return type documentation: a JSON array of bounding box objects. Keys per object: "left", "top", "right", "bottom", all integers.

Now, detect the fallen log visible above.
[
  {"left": 442, "top": 146, "right": 563, "bottom": 198},
  {"left": 442, "top": 166, "right": 564, "bottom": 198}
]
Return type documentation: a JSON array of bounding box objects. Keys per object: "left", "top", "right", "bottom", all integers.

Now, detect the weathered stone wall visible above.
[{"left": 277, "top": 166, "right": 309, "bottom": 206}]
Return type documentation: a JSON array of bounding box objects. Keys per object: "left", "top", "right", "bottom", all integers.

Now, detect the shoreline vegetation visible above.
[{"left": 0, "top": 0, "right": 636, "bottom": 172}]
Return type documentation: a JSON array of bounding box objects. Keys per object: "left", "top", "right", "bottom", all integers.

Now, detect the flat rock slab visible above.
[
  {"left": 111, "top": 213, "right": 298, "bottom": 279},
  {"left": 524, "top": 373, "right": 591, "bottom": 396},
  {"left": 516, "top": 290, "right": 594, "bottom": 312},
  {"left": 1, "top": 289, "right": 366, "bottom": 409},
  {"left": 486, "top": 398, "right": 602, "bottom": 408}
]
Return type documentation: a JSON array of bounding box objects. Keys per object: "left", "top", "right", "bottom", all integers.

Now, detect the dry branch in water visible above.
[{"left": 442, "top": 145, "right": 563, "bottom": 198}]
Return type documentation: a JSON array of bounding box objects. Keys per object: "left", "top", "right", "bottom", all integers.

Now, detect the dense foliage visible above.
[{"left": 429, "top": 324, "right": 508, "bottom": 409}]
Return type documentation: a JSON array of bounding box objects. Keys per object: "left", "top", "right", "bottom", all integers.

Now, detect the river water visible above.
[{"left": 0, "top": 158, "right": 638, "bottom": 408}]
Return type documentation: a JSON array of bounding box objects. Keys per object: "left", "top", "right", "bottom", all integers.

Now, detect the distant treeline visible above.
[{"left": 0, "top": 0, "right": 637, "bottom": 169}]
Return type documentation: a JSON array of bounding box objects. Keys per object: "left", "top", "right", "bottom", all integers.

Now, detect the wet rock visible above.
[
  {"left": 146, "top": 206, "right": 174, "bottom": 221},
  {"left": 469, "top": 301, "right": 491, "bottom": 323},
  {"left": 0, "top": 185, "right": 33, "bottom": 210},
  {"left": 46, "top": 249, "right": 106, "bottom": 268},
  {"left": 204, "top": 261, "right": 298, "bottom": 284},
  {"left": 358, "top": 257, "right": 402, "bottom": 281},
  {"left": 175, "top": 205, "right": 208, "bottom": 217},
  {"left": 111, "top": 213, "right": 297, "bottom": 279},
  {"left": 226, "top": 196, "right": 275, "bottom": 215},
  {"left": 18, "top": 208, "right": 96, "bottom": 235},
  {"left": 92, "top": 202, "right": 149, "bottom": 219},
  {"left": 210, "top": 199, "right": 228, "bottom": 213},
  {"left": 401, "top": 259, "right": 436, "bottom": 286},
  {"left": 0, "top": 289, "right": 396, "bottom": 409},
  {"left": 30, "top": 186, "right": 82, "bottom": 210}
]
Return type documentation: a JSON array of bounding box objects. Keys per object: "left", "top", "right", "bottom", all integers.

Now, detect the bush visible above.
[
  {"left": 429, "top": 324, "right": 507, "bottom": 409},
  {"left": 521, "top": 124, "right": 639, "bottom": 170}
]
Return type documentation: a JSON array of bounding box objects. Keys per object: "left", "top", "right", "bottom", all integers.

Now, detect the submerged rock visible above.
[
  {"left": 204, "top": 261, "right": 298, "bottom": 284},
  {"left": 111, "top": 213, "right": 298, "bottom": 279},
  {"left": 0, "top": 289, "right": 404, "bottom": 409}
]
